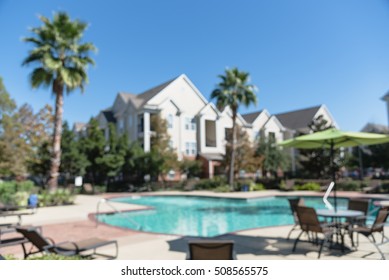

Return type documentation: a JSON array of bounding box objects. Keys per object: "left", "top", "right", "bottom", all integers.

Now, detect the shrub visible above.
[
  {"left": 250, "top": 183, "right": 265, "bottom": 191},
  {"left": 194, "top": 177, "right": 227, "bottom": 190},
  {"left": 214, "top": 185, "right": 231, "bottom": 192},
  {"left": 38, "top": 189, "right": 75, "bottom": 207},
  {"left": 0, "top": 180, "right": 38, "bottom": 205},
  {"left": 294, "top": 182, "right": 321, "bottom": 191},
  {"left": 336, "top": 180, "right": 362, "bottom": 192}
]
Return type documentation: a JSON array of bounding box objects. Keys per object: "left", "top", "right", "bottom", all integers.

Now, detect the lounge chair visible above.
[
  {"left": 187, "top": 240, "right": 236, "bottom": 260},
  {"left": 16, "top": 227, "right": 118, "bottom": 259},
  {"left": 293, "top": 206, "right": 335, "bottom": 258},
  {"left": 348, "top": 208, "right": 389, "bottom": 260},
  {"left": 287, "top": 198, "right": 305, "bottom": 240}
]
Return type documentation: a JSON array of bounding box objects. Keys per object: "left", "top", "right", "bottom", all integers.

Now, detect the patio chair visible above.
[
  {"left": 348, "top": 208, "right": 389, "bottom": 260},
  {"left": 287, "top": 198, "right": 305, "bottom": 240},
  {"left": 346, "top": 198, "right": 370, "bottom": 227},
  {"left": 16, "top": 226, "right": 118, "bottom": 259},
  {"left": 293, "top": 206, "right": 335, "bottom": 259},
  {"left": 187, "top": 240, "right": 236, "bottom": 260}
]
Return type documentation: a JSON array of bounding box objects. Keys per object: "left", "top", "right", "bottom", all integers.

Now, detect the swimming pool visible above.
[{"left": 96, "top": 195, "right": 363, "bottom": 237}]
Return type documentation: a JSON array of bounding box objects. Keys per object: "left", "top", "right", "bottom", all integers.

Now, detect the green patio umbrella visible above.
[{"left": 278, "top": 128, "right": 389, "bottom": 210}]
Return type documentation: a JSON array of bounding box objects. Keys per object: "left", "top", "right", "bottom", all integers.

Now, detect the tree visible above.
[
  {"left": 211, "top": 67, "right": 257, "bottom": 187},
  {"left": 147, "top": 114, "right": 178, "bottom": 181},
  {"left": 255, "top": 132, "right": 289, "bottom": 178},
  {"left": 79, "top": 118, "right": 106, "bottom": 185},
  {"left": 0, "top": 77, "right": 16, "bottom": 123},
  {"left": 0, "top": 102, "right": 53, "bottom": 178},
  {"left": 298, "top": 115, "right": 335, "bottom": 178},
  {"left": 60, "top": 121, "right": 89, "bottom": 181},
  {"left": 224, "top": 126, "right": 261, "bottom": 178},
  {"left": 23, "top": 12, "right": 96, "bottom": 190}
]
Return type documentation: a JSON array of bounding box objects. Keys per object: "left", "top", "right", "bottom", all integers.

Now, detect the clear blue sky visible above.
[{"left": 1, "top": 0, "right": 389, "bottom": 131}]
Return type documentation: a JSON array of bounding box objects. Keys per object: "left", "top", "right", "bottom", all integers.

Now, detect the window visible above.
[
  {"left": 128, "top": 115, "right": 132, "bottom": 127},
  {"left": 118, "top": 119, "right": 124, "bottom": 133},
  {"left": 185, "top": 117, "right": 196, "bottom": 131},
  {"left": 167, "top": 114, "right": 173, "bottom": 129},
  {"left": 185, "top": 141, "right": 197, "bottom": 156},
  {"left": 138, "top": 115, "right": 144, "bottom": 133},
  {"left": 169, "top": 140, "right": 174, "bottom": 149},
  {"left": 191, "top": 142, "right": 197, "bottom": 155},
  {"left": 191, "top": 118, "right": 196, "bottom": 130}
]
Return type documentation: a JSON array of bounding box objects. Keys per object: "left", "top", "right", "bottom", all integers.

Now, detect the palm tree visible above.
[
  {"left": 211, "top": 67, "right": 257, "bottom": 188},
  {"left": 23, "top": 12, "right": 96, "bottom": 190}
]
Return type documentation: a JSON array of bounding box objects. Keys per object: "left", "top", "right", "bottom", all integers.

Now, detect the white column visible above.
[{"left": 144, "top": 112, "right": 150, "bottom": 152}]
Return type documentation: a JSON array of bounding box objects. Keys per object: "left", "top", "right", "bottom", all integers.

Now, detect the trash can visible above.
[
  {"left": 28, "top": 194, "right": 38, "bottom": 208},
  {"left": 241, "top": 185, "right": 249, "bottom": 192}
]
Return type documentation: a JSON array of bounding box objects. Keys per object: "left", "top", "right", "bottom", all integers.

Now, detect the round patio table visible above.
[
  {"left": 316, "top": 209, "right": 364, "bottom": 219},
  {"left": 316, "top": 209, "right": 364, "bottom": 252}
]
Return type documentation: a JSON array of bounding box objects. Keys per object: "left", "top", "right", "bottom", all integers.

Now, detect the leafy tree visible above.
[
  {"left": 224, "top": 126, "right": 261, "bottom": 177},
  {"left": 0, "top": 102, "right": 53, "bottom": 178},
  {"left": 0, "top": 77, "right": 16, "bottom": 123},
  {"left": 28, "top": 141, "right": 51, "bottom": 185},
  {"left": 298, "top": 115, "right": 335, "bottom": 178},
  {"left": 60, "top": 121, "right": 89, "bottom": 181},
  {"left": 255, "top": 132, "right": 289, "bottom": 178},
  {"left": 149, "top": 114, "right": 178, "bottom": 181},
  {"left": 211, "top": 67, "right": 257, "bottom": 187},
  {"left": 95, "top": 123, "right": 125, "bottom": 182},
  {"left": 79, "top": 118, "right": 106, "bottom": 184},
  {"left": 180, "top": 159, "right": 203, "bottom": 178},
  {"left": 23, "top": 12, "right": 96, "bottom": 190}
]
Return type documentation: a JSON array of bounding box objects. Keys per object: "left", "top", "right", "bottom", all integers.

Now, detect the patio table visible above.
[{"left": 316, "top": 209, "right": 364, "bottom": 252}]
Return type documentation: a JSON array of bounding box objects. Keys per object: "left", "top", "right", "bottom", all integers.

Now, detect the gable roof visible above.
[
  {"left": 361, "top": 123, "right": 389, "bottom": 134},
  {"left": 275, "top": 105, "right": 322, "bottom": 131},
  {"left": 241, "top": 110, "right": 264, "bottom": 124},
  {"left": 102, "top": 109, "right": 116, "bottom": 123},
  {"left": 119, "top": 77, "right": 177, "bottom": 109}
]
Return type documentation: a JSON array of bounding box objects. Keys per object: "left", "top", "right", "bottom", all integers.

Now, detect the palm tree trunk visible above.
[
  {"left": 229, "top": 111, "right": 237, "bottom": 189},
  {"left": 47, "top": 80, "right": 64, "bottom": 191}
]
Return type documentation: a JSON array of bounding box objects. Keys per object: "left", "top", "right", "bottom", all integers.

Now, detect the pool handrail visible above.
[{"left": 95, "top": 198, "right": 142, "bottom": 230}]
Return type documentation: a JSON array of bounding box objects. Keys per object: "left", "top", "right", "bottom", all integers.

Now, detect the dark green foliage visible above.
[
  {"left": 256, "top": 132, "right": 289, "bottom": 178},
  {"left": 180, "top": 159, "right": 203, "bottom": 178},
  {"left": 298, "top": 115, "right": 336, "bottom": 179},
  {"left": 293, "top": 182, "right": 321, "bottom": 191},
  {"left": 60, "top": 121, "right": 89, "bottom": 179},
  {"left": 194, "top": 176, "right": 227, "bottom": 190}
]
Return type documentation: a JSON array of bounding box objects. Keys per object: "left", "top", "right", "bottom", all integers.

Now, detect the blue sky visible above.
[{"left": 1, "top": 0, "right": 389, "bottom": 131}]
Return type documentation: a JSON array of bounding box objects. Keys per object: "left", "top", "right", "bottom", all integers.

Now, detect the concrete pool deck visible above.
[{"left": 1, "top": 190, "right": 388, "bottom": 260}]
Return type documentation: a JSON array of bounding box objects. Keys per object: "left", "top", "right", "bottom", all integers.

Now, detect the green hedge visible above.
[{"left": 294, "top": 182, "right": 321, "bottom": 191}]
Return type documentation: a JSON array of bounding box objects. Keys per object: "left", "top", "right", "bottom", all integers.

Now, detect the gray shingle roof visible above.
[
  {"left": 120, "top": 77, "right": 177, "bottom": 109},
  {"left": 275, "top": 105, "right": 322, "bottom": 131},
  {"left": 241, "top": 110, "right": 263, "bottom": 124}
]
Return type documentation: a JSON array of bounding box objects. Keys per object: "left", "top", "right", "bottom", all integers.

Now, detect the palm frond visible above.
[{"left": 30, "top": 68, "right": 53, "bottom": 89}]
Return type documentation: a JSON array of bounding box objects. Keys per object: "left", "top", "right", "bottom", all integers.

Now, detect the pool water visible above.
[{"left": 96, "top": 195, "right": 361, "bottom": 237}]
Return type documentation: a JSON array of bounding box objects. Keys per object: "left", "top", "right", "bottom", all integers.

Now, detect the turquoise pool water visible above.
[{"left": 96, "top": 195, "right": 355, "bottom": 237}]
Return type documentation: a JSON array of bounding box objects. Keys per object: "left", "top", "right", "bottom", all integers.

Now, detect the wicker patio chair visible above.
[
  {"left": 293, "top": 206, "right": 335, "bottom": 258},
  {"left": 16, "top": 226, "right": 118, "bottom": 259},
  {"left": 348, "top": 208, "right": 389, "bottom": 260},
  {"left": 187, "top": 240, "right": 236, "bottom": 260},
  {"left": 287, "top": 198, "right": 305, "bottom": 240}
]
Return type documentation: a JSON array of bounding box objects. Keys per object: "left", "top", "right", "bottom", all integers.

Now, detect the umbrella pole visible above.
[{"left": 330, "top": 141, "right": 337, "bottom": 212}]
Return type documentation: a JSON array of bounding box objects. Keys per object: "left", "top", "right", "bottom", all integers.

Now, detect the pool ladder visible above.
[{"left": 95, "top": 198, "right": 142, "bottom": 230}]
